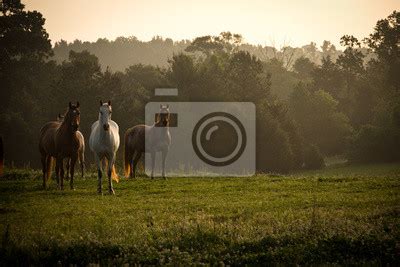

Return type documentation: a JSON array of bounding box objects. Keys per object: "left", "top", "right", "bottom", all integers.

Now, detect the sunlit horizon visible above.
[{"left": 24, "top": 0, "right": 399, "bottom": 49}]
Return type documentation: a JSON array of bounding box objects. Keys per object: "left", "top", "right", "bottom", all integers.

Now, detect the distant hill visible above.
[
  {"left": 52, "top": 36, "right": 351, "bottom": 71},
  {"left": 52, "top": 36, "right": 190, "bottom": 71}
]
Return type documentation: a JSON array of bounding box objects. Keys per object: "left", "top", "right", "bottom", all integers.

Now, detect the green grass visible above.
[{"left": 1, "top": 163, "right": 399, "bottom": 265}]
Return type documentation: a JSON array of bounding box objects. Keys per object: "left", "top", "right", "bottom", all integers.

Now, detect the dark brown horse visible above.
[
  {"left": 39, "top": 102, "right": 81, "bottom": 189},
  {"left": 124, "top": 104, "right": 171, "bottom": 179},
  {"left": 57, "top": 114, "right": 85, "bottom": 178}
]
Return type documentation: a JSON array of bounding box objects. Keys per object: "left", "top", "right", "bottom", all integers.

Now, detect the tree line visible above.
[
  {"left": 1, "top": 0, "right": 399, "bottom": 172},
  {"left": 52, "top": 33, "right": 359, "bottom": 72}
]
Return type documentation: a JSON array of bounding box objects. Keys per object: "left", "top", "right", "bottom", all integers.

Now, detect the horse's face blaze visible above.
[{"left": 99, "top": 104, "right": 112, "bottom": 131}]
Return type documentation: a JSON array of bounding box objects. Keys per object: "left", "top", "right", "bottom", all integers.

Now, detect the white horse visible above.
[
  {"left": 124, "top": 104, "right": 171, "bottom": 179},
  {"left": 89, "top": 100, "right": 120, "bottom": 194}
]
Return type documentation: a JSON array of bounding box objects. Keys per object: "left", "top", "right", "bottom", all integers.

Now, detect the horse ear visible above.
[
  {"left": 76, "top": 101, "right": 80, "bottom": 108},
  {"left": 166, "top": 104, "right": 169, "bottom": 109},
  {"left": 100, "top": 100, "right": 103, "bottom": 106},
  {"left": 69, "top": 102, "right": 72, "bottom": 109},
  {"left": 108, "top": 100, "right": 111, "bottom": 106}
]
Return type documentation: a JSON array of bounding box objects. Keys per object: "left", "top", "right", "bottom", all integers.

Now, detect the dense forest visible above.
[
  {"left": 1, "top": 1, "right": 399, "bottom": 172},
  {"left": 52, "top": 35, "right": 374, "bottom": 100}
]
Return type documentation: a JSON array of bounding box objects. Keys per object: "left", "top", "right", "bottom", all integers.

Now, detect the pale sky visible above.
[{"left": 25, "top": 0, "right": 399, "bottom": 48}]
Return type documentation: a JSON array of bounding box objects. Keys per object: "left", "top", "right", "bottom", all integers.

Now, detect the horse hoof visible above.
[
  {"left": 109, "top": 189, "right": 115, "bottom": 195},
  {"left": 97, "top": 190, "right": 102, "bottom": 195},
  {"left": 70, "top": 186, "right": 75, "bottom": 190}
]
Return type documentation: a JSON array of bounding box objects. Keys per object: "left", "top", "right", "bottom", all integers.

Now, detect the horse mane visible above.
[{"left": 58, "top": 108, "right": 70, "bottom": 130}]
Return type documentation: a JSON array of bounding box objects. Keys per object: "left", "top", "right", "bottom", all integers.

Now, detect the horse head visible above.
[
  {"left": 64, "top": 101, "right": 80, "bottom": 132},
  {"left": 157, "top": 104, "right": 170, "bottom": 127},
  {"left": 99, "top": 100, "right": 112, "bottom": 131}
]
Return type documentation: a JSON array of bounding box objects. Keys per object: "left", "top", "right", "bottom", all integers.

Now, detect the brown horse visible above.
[
  {"left": 57, "top": 114, "right": 85, "bottom": 178},
  {"left": 39, "top": 102, "right": 81, "bottom": 189},
  {"left": 124, "top": 104, "right": 171, "bottom": 179}
]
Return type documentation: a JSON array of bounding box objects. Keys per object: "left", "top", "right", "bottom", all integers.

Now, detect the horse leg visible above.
[
  {"left": 55, "top": 157, "right": 60, "bottom": 188},
  {"left": 65, "top": 158, "right": 70, "bottom": 180},
  {"left": 125, "top": 146, "right": 133, "bottom": 178},
  {"left": 129, "top": 150, "right": 135, "bottom": 178},
  {"left": 79, "top": 151, "right": 85, "bottom": 178},
  {"left": 161, "top": 149, "right": 168, "bottom": 179},
  {"left": 58, "top": 157, "right": 64, "bottom": 190},
  {"left": 45, "top": 155, "right": 53, "bottom": 188},
  {"left": 60, "top": 158, "right": 65, "bottom": 181},
  {"left": 150, "top": 151, "right": 156, "bottom": 179},
  {"left": 94, "top": 154, "right": 102, "bottom": 194},
  {"left": 41, "top": 154, "right": 47, "bottom": 189},
  {"left": 108, "top": 156, "right": 115, "bottom": 195},
  {"left": 132, "top": 152, "right": 141, "bottom": 178},
  {"left": 69, "top": 155, "right": 77, "bottom": 190}
]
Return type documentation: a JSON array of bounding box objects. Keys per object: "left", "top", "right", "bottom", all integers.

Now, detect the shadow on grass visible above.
[{"left": 1, "top": 227, "right": 398, "bottom": 265}]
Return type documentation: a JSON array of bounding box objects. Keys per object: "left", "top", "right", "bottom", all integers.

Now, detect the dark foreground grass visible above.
[{"left": 0, "top": 163, "right": 399, "bottom": 265}]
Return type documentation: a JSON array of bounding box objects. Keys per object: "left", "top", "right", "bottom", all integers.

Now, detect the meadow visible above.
[{"left": 0, "top": 163, "right": 399, "bottom": 265}]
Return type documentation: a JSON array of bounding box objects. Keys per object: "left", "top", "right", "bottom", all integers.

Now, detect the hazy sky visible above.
[{"left": 25, "top": 0, "right": 399, "bottom": 48}]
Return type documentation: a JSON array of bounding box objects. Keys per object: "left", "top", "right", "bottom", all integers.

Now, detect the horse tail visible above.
[
  {"left": 46, "top": 156, "right": 53, "bottom": 181},
  {"left": 124, "top": 131, "right": 131, "bottom": 178},
  {"left": 79, "top": 132, "right": 85, "bottom": 178},
  {"left": 111, "top": 165, "right": 119, "bottom": 183}
]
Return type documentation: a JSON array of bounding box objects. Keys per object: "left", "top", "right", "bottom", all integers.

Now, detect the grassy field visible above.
[{"left": 0, "top": 163, "right": 399, "bottom": 265}]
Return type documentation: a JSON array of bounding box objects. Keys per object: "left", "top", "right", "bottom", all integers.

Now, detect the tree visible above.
[
  {"left": 348, "top": 124, "right": 400, "bottom": 163},
  {"left": 365, "top": 11, "right": 400, "bottom": 90},
  {"left": 289, "top": 83, "right": 353, "bottom": 155},
  {"left": 225, "top": 51, "right": 269, "bottom": 103},
  {"left": 0, "top": 0, "right": 53, "bottom": 109},
  {"left": 321, "top": 40, "right": 337, "bottom": 61},
  {"left": 185, "top": 32, "right": 242, "bottom": 56},
  {"left": 0, "top": 0, "right": 55, "bottom": 166},
  {"left": 312, "top": 56, "right": 344, "bottom": 99},
  {"left": 293, "top": 56, "right": 316, "bottom": 78},
  {"left": 304, "top": 144, "right": 325, "bottom": 169},
  {"left": 167, "top": 53, "right": 198, "bottom": 100},
  {"left": 54, "top": 50, "right": 102, "bottom": 105},
  {"left": 302, "top": 42, "right": 319, "bottom": 63},
  {"left": 337, "top": 35, "right": 365, "bottom": 75},
  {"left": 0, "top": 0, "right": 52, "bottom": 63},
  {"left": 365, "top": 11, "right": 400, "bottom": 62}
]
